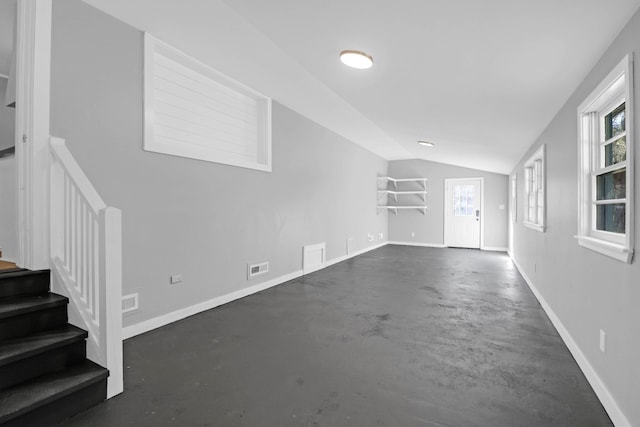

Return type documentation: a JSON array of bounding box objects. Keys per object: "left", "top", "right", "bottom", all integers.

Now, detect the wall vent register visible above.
[{"left": 247, "top": 262, "right": 269, "bottom": 280}]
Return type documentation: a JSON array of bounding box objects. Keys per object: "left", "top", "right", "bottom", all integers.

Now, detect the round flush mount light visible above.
[
  {"left": 418, "top": 140, "right": 435, "bottom": 147},
  {"left": 339, "top": 50, "right": 373, "bottom": 69}
]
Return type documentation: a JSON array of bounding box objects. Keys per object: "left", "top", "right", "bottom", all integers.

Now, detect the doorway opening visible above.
[{"left": 444, "top": 177, "right": 484, "bottom": 249}]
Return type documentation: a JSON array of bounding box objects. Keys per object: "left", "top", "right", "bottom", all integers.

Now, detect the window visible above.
[
  {"left": 144, "top": 34, "right": 272, "bottom": 172},
  {"left": 510, "top": 173, "right": 517, "bottom": 223},
  {"left": 454, "top": 185, "right": 475, "bottom": 216},
  {"left": 523, "top": 145, "right": 545, "bottom": 231},
  {"left": 576, "top": 54, "right": 634, "bottom": 263}
]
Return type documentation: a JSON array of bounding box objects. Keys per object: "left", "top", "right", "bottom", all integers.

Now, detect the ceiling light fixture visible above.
[
  {"left": 339, "top": 50, "right": 373, "bottom": 69},
  {"left": 418, "top": 140, "right": 435, "bottom": 147}
]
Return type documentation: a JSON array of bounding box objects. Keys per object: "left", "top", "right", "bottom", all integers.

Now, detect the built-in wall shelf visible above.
[
  {"left": 377, "top": 190, "right": 427, "bottom": 202},
  {"left": 377, "top": 176, "right": 428, "bottom": 215},
  {"left": 377, "top": 205, "right": 428, "bottom": 215},
  {"left": 377, "top": 176, "right": 427, "bottom": 190}
]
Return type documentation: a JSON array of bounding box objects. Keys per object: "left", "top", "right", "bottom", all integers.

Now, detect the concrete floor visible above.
[{"left": 64, "top": 246, "right": 611, "bottom": 426}]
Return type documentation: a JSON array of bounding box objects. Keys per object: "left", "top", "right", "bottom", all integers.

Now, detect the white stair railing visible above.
[{"left": 49, "top": 136, "right": 123, "bottom": 398}]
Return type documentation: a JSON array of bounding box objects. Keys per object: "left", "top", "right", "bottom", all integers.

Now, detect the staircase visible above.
[{"left": 0, "top": 269, "right": 108, "bottom": 426}]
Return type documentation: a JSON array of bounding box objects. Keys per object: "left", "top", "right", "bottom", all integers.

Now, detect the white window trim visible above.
[
  {"left": 143, "top": 33, "right": 272, "bottom": 172},
  {"left": 576, "top": 54, "right": 634, "bottom": 263},
  {"left": 523, "top": 145, "right": 545, "bottom": 232},
  {"left": 510, "top": 173, "right": 517, "bottom": 224}
]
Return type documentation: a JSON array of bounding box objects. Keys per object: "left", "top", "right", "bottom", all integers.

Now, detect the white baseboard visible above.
[
  {"left": 389, "top": 241, "right": 507, "bottom": 252},
  {"left": 509, "top": 255, "right": 631, "bottom": 427},
  {"left": 324, "top": 242, "right": 387, "bottom": 268},
  {"left": 481, "top": 246, "right": 508, "bottom": 252},
  {"left": 122, "top": 269, "right": 302, "bottom": 339},
  {"left": 387, "top": 241, "right": 446, "bottom": 248},
  {"left": 123, "top": 242, "right": 387, "bottom": 340}
]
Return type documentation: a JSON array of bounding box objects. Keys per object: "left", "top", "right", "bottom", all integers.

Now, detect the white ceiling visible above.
[
  {"left": 84, "top": 0, "right": 640, "bottom": 174},
  {"left": 0, "top": 0, "right": 16, "bottom": 76}
]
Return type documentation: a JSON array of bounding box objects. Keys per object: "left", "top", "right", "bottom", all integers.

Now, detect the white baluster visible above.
[{"left": 50, "top": 137, "right": 123, "bottom": 398}]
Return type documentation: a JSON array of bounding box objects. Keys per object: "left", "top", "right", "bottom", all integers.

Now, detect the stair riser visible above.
[
  {"left": 1, "top": 378, "right": 107, "bottom": 427},
  {"left": 0, "top": 307, "right": 68, "bottom": 341},
  {"left": 0, "top": 272, "right": 50, "bottom": 299},
  {"left": 0, "top": 341, "right": 86, "bottom": 391}
]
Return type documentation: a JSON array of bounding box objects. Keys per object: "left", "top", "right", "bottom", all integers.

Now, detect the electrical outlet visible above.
[
  {"left": 368, "top": 234, "right": 374, "bottom": 242},
  {"left": 379, "top": 233, "right": 384, "bottom": 240},
  {"left": 411, "top": 232, "right": 415, "bottom": 238},
  {"left": 170, "top": 274, "right": 183, "bottom": 284},
  {"left": 600, "top": 330, "right": 606, "bottom": 353}
]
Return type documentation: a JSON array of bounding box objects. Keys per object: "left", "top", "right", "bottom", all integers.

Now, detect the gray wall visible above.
[
  {"left": 50, "top": 0, "right": 388, "bottom": 327},
  {"left": 510, "top": 9, "right": 640, "bottom": 425},
  {"left": 0, "top": 155, "right": 17, "bottom": 261},
  {"left": 388, "top": 159, "right": 508, "bottom": 249},
  {"left": 0, "top": 78, "right": 14, "bottom": 150},
  {"left": 0, "top": 77, "right": 16, "bottom": 262}
]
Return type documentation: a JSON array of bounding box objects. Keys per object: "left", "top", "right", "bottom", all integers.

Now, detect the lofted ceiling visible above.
[{"left": 84, "top": 0, "right": 640, "bottom": 174}]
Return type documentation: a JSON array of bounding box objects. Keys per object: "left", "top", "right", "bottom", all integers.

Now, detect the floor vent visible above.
[{"left": 247, "top": 262, "right": 269, "bottom": 280}]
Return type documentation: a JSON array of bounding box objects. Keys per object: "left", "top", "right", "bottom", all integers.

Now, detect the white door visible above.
[{"left": 444, "top": 178, "right": 482, "bottom": 249}]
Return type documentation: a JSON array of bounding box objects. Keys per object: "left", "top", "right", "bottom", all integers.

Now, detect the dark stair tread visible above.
[
  {"left": 0, "top": 268, "right": 27, "bottom": 275},
  {"left": 0, "top": 269, "right": 45, "bottom": 280},
  {"left": 0, "top": 360, "right": 108, "bottom": 423},
  {"left": 0, "top": 324, "right": 87, "bottom": 367},
  {"left": 0, "top": 269, "right": 50, "bottom": 299},
  {"left": 0, "top": 293, "right": 68, "bottom": 320}
]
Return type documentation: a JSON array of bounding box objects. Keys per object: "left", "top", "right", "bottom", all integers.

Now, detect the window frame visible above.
[
  {"left": 510, "top": 173, "right": 517, "bottom": 223},
  {"left": 576, "top": 54, "right": 634, "bottom": 263},
  {"left": 143, "top": 33, "right": 272, "bottom": 172},
  {"left": 523, "top": 145, "right": 545, "bottom": 232}
]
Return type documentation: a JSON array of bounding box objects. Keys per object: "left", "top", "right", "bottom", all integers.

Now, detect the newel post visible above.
[{"left": 100, "top": 207, "right": 123, "bottom": 397}]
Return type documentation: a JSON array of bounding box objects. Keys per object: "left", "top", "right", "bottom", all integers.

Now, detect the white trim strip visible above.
[
  {"left": 575, "top": 235, "right": 633, "bottom": 263},
  {"left": 480, "top": 246, "right": 508, "bottom": 252},
  {"left": 122, "top": 269, "right": 302, "bottom": 339},
  {"left": 122, "top": 242, "right": 386, "bottom": 339},
  {"left": 387, "top": 241, "right": 447, "bottom": 248},
  {"left": 323, "top": 242, "right": 386, "bottom": 268},
  {"left": 509, "top": 254, "right": 631, "bottom": 427}
]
